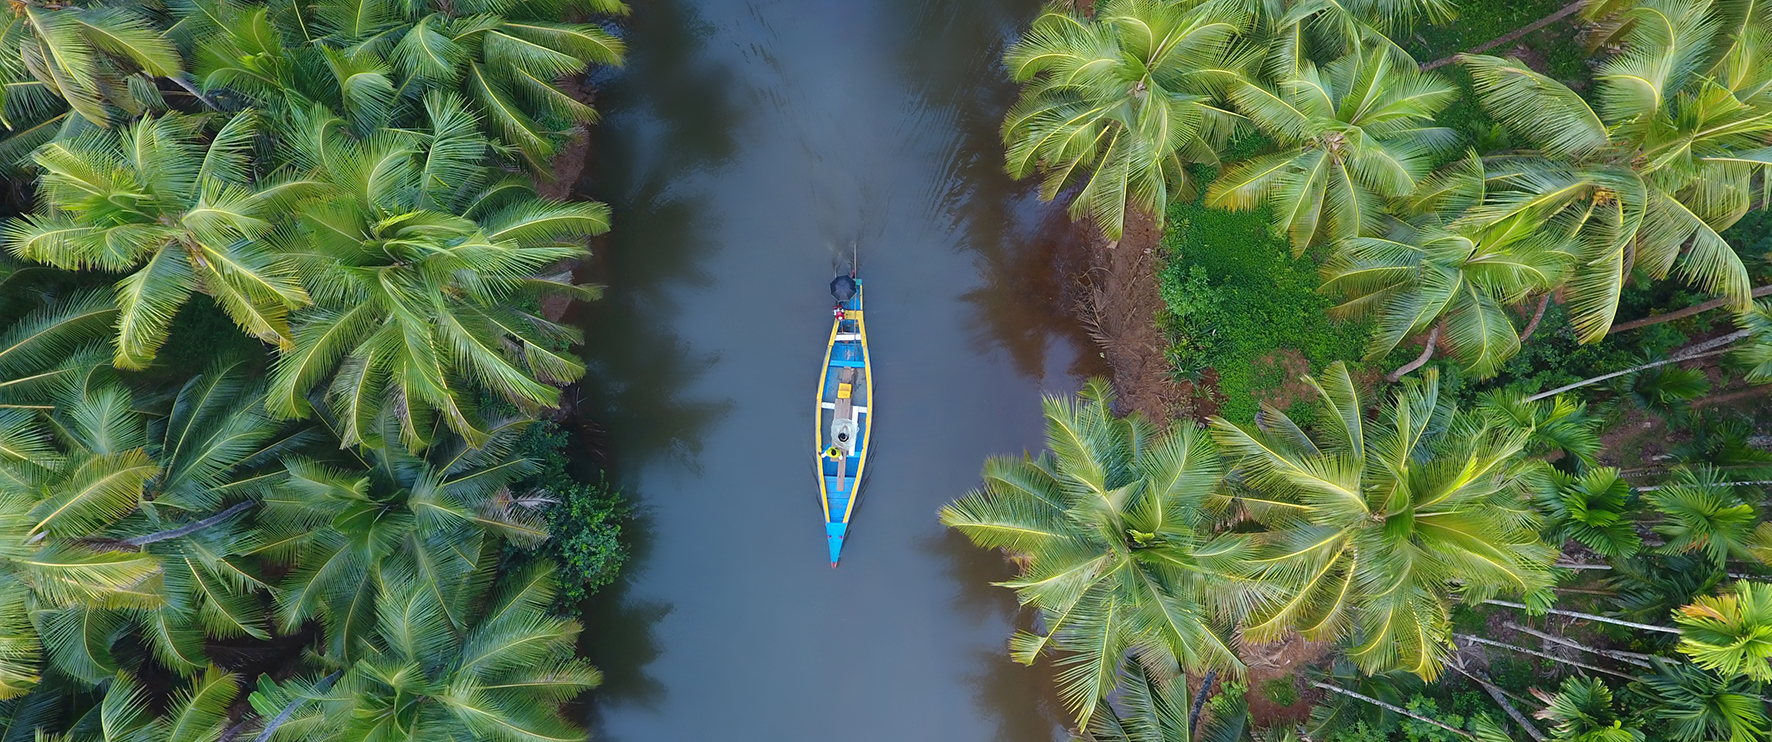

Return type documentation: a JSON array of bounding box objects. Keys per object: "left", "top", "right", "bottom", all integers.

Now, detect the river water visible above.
[{"left": 572, "top": 0, "right": 1095, "bottom": 739}]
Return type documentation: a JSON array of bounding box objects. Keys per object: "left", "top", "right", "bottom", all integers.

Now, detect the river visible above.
[{"left": 571, "top": 0, "right": 1095, "bottom": 739}]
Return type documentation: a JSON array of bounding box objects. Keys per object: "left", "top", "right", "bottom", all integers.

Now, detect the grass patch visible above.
[
  {"left": 1159, "top": 192, "right": 1370, "bottom": 423},
  {"left": 1402, "top": 0, "right": 1591, "bottom": 81}
]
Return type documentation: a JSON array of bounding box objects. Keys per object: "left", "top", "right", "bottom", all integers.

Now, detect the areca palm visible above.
[
  {"left": 1634, "top": 658, "right": 1769, "bottom": 742},
  {"left": 1463, "top": 0, "right": 1772, "bottom": 342},
  {"left": 1210, "top": 363, "right": 1556, "bottom": 680},
  {"left": 267, "top": 95, "right": 604, "bottom": 450},
  {"left": 1644, "top": 466, "right": 1761, "bottom": 568},
  {"left": 249, "top": 563, "right": 599, "bottom": 742},
  {"left": 1532, "top": 677, "right": 1645, "bottom": 742},
  {"left": 0, "top": 0, "right": 181, "bottom": 127},
  {"left": 1475, "top": 389, "right": 1601, "bottom": 466},
  {"left": 1533, "top": 467, "right": 1642, "bottom": 559},
  {"left": 940, "top": 379, "right": 1246, "bottom": 726},
  {"left": 261, "top": 415, "right": 548, "bottom": 663},
  {"left": 1208, "top": 47, "right": 1456, "bottom": 255},
  {"left": 1001, "top": 0, "right": 1245, "bottom": 241},
  {"left": 1675, "top": 581, "right": 1772, "bottom": 682},
  {"left": 2, "top": 112, "right": 320, "bottom": 369}
]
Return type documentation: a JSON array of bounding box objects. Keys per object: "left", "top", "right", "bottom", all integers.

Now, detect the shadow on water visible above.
[
  {"left": 567, "top": 0, "right": 741, "bottom": 729},
  {"left": 925, "top": 527, "right": 1070, "bottom": 742},
  {"left": 577, "top": 509, "right": 672, "bottom": 718},
  {"left": 892, "top": 1, "right": 1086, "bottom": 737},
  {"left": 892, "top": 0, "right": 1105, "bottom": 385},
  {"left": 569, "top": 0, "right": 743, "bottom": 475}
]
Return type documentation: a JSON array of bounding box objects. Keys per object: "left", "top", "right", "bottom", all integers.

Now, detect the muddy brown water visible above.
[{"left": 569, "top": 0, "right": 1101, "bottom": 739}]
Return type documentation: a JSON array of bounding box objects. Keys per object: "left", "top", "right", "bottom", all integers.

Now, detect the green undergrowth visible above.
[
  {"left": 509, "top": 419, "right": 630, "bottom": 616},
  {"left": 1402, "top": 0, "right": 1590, "bottom": 82},
  {"left": 1159, "top": 190, "right": 1372, "bottom": 424}
]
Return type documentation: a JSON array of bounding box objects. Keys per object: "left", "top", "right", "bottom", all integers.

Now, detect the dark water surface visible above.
[{"left": 572, "top": 0, "right": 1095, "bottom": 738}]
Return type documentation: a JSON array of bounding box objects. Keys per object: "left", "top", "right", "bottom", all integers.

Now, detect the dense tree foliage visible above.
[
  {"left": 982, "top": 0, "right": 1772, "bottom": 740},
  {"left": 0, "top": 0, "right": 625, "bottom": 738}
]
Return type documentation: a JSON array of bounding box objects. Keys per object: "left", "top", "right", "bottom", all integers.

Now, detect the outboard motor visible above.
[
  {"left": 830, "top": 274, "right": 857, "bottom": 302},
  {"left": 831, "top": 417, "right": 858, "bottom": 454}
]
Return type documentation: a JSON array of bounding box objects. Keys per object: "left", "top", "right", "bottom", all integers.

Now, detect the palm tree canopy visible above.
[
  {"left": 1210, "top": 362, "right": 1556, "bottom": 680},
  {"left": 1464, "top": 0, "right": 1772, "bottom": 342},
  {"left": 266, "top": 94, "right": 606, "bottom": 450},
  {"left": 1532, "top": 677, "right": 1645, "bottom": 742},
  {"left": 261, "top": 415, "right": 548, "bottom": 662},
  {"left": 3, "top": 112, "right": 320, "bottom": 369},
  {"left": 1209, "top": 46, "right": 1456, "bottom": 254},
  {"left": 183, "top": 0, "right": 626, "bottom": 167},
  {"left": 1002, "top": 0, "right": 1246, "bottom": 240},
  {"left": 1321, "top": 210, "right": 1566, "bottom": 376},
  {"left": 250, "top": 562, "right": 599, "bottom": 742},
  {"left": 1531, "top": 467, "right": 1642, "bottom": 559},
  {"left": 1644, "top": 466, "right": 1762, "bottom": 567},
  {"left": 0, "top": 0, "right": 182, "bottom": 127},
  {"left": 940, "top": 378, "right": 1247, "bottom": 727},
  {"left": 1676, "top": 580, "right": 1772, "bottom": 682},
  {"left": 1634, "top": 658, "right": 1769, "bottom": 742}
]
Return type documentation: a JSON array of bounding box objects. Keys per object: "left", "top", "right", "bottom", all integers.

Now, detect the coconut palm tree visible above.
[
  {"left": 1462, "top": 0, "right": 1772, "bottom": 343},
  {"left": 1532, "top": 677, "right": 1645, "bottom": 742},
  {"left": 249, "top": 562, "right": 599, "bottom": 742},
  {"left": 1001, "top": 0, "right": 1246, "bottom": 241},
  {"left": 2, "top": 111, "right": 321, "bottom": 369},
  {"left": 1320, "top": 213, "right": 1566, "bottom": 376},
  {"left": 266, "top": 95, "right": 605, "bottom": 450},
  {"left": 1675, "top": 581, "right": 1772, "bottom": 682},
  {"left": 1210, "top": 363, "right": 1557, "bottom": 680},
  {"left": 109, "top": 363, "right": 312, "bottom": 674},
  {"left": 92, "top": 666, "right": 241, "bottom": 742},
  {"left": 1208, "top": 47, "right": 1456, "bottom": 255},
  {"left": 1082, "top": 659, "right": 1270, "bottom": 742},
  {"left": 940, "top": 379, "right": 1247, "bottom": 726},
  {"left": 261, "top": 413, "right": 548, "bottom": 662},
  {"left": 0, "top": 0, "right": 182, "bottom": 127},
  {"left": 184, "top": 0, "right": 625, "bottom": 168},
  {"left": 0, "top": 377, "right": 174, "bottom": 696}
]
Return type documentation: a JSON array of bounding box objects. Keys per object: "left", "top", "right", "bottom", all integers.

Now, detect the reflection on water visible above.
[{"left": 572, "top": 0, "right": 1087, "bottom": 739}]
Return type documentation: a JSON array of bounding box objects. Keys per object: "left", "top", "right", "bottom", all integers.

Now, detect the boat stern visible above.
[{"left": 826, "top": 521, "right": 849, "bottom": 566}]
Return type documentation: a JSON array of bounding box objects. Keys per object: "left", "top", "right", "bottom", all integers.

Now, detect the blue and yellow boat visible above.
[{"left": 816, "top": 274, "right": 871, "bottom": 566}]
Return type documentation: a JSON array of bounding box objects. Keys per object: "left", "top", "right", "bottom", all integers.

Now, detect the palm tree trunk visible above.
[
  {"left": 1608, "top": 285, "right": 1772, "bottom": 334},
  {"left": 1309, "top": 681, "right": 1475, "bottom": 739},
  {"left": 1524, "top": 330, "right": 1748, "bottom": 401},
  {"left": 1455, "top": 634, "right": 1637, "bottom": 680},
  {"left": 1387, "top": 321, "right": 1443, "bottom": 382},
  {"left": 125, "top": 501, "right": 255, "bottom": 547},
  {"left": 169, "top": 74, "right": 219, "bottom": 111},
  {"left": 1518, "top": 294, "right": 1553, "bottom": 344},
  {"left": 1452, "top": 663, "right": 1546, "bottom": 742},
  {"left": 1189, "top": 669, "right": 1217, "bottom": 737},
  {"left": 1482, "top": 599, "right": 1680, "bottom": 634},
  {"left": 1502, "top": 621, "right": 1654, "bottom": 668},
  {"left": 1420, "top": 0, "right": 1588, "bottom": 70}
]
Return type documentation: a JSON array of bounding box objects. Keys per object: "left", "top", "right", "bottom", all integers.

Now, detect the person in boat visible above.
[{"left": 830, "top": 274, "right": 856, "bottom": 319}]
